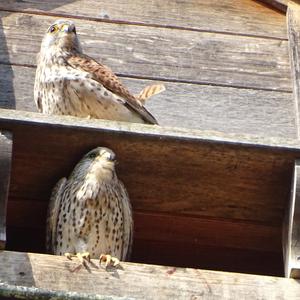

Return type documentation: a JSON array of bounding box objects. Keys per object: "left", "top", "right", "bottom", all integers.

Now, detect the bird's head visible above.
[
  {"left": 40, "top": 20, "right": 82, "bottom": 55},
  {"left": 75, "top": 147, "right": 117, "bottom": 182}
]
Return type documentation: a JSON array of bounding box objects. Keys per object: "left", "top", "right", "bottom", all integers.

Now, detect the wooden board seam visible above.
[
  {"left": 0, "top": 61, "right": 292, "bottom": 94},
  {"left": 0, "top": 7, "right": 288, "bottom": 41}
]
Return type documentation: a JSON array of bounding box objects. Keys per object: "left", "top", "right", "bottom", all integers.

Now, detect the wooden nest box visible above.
[{"left": 1, "top": 0, "right": 300, "bottom": 298}]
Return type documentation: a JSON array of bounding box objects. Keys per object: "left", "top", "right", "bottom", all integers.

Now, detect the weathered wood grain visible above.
[
  {"left": 0, "top": 12, "right": 292, "bottom": 91},
  {"left": 0, "top": 64, "right": 296, "bottom": 138},
  {"left": 0, "top": 131, "right": 12, "bottom": 250},
  {"left": 0, "top": 251, "right": 297, "bottom": 299},
  {"left": 0, "top": 108, "right": 299, "bottom": 225},
  {"left": 283, "top": 160, "right": 300, "bottom": 278},
  {"left": 287, "top": 1, "right": 300, "bottom": 138},
  {"left": 0, "top": 0, "right": 287, "bottom": 39}
]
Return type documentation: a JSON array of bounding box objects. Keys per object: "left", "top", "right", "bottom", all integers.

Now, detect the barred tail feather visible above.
[{"left": 136, "top": 84, "right": 166, "bottom": 104}]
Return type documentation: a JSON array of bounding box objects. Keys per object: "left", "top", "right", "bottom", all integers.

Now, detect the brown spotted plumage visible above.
[
  {"left": 34, "top": 19, "right": 162, "bottom": 124},
  {"left": 46, "top": 147, "right": 133, "bottom": 264}
]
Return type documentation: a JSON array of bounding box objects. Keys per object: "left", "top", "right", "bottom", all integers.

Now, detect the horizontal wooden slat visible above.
[
  {"left": 0, "top": 251, "right": 295, "bottom": 299},
  {"left": 0, "top": 108, "right": 299, "bottom": 225},
  {"left": 0, "top": 12, "right": 291, "bottom": 91},
  {"left": 132, "top": 240, "right": 283, "bottom": 275},
  {"left": 134, "top": 212, "right": 281, "bottom": 252},
  {"left": 0, "top": 64, "right": 296, "bottom": 138},
  {"left": 6, "top": 200, "right": 281, "bottom": 252},
  {"left": 0, "top": 0, "right": 287, "bottom": 39}
]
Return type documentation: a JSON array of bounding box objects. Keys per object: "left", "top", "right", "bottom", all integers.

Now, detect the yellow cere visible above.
[{"left": 61, "top": 24, "right": 69, "bottom": 32}]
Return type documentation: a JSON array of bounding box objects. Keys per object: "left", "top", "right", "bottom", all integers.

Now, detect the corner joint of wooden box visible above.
[
  {"left": 283, "top": 160, "right": 300, "bottom": 278},
  {"left": 0, "top": 130, "right": 13, "bottom": 250}
]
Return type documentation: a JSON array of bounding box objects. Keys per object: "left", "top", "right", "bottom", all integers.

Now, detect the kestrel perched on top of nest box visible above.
[
  {"left": 34, "top": 19, "right": 164, "bottom": 124},
  {"left": 46, "top": 147, "right": 133, "bottom": 267}
]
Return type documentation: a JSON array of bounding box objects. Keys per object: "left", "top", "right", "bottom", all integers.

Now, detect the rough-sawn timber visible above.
[{"left": 0, "top": 251, "right": 299, "bottom": 299}]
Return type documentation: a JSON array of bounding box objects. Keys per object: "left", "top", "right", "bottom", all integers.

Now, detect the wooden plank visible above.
[
  {"left": 283, "top": 160, "right": 300, "bottom": 278},
  {"left": 132, "top": 239, "right": 283, "bottom": 276},
  {"left": 0, "top": 131, "right": 12, "bottom": 250},
  {"left": 6, "top": 200, "right": 281, "bottom": 252},
  {"left": 0, "top": 108, "right": 299, "bottom": 226},
  {"left": 258, "top": 0, "right": 287, "bottom": 12},
  {"left": 5, "top": 201, "right": 283, "bottom": 275},
  {"left": 0, "top": 64, "right": 296, "bottom": 138},
  {"left": 0, "top": 251, "right": 298, "bottom": 299},
  {"left": 287, "top": 1, "right": 300, "bottom": 138},
  {"left": 0, "top": 0, "right": 287, "bottom": 39},
  {"left": 0, "top": 12, "right": 292, "bottom": 91}
]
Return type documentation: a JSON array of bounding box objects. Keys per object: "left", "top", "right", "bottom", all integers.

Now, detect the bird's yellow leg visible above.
[
  {"left": 100, "top": 254, "right": 120, "bottom": 267},
  {"left": 64, "top": 252, "right": 91, "bottom": 264}
]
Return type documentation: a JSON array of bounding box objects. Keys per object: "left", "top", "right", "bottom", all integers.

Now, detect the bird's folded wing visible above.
[
  {"left": 119, "top": 181, "right": 134, "bottom": 261},
  {"left": 66, "top": 54, "right": 158, "bottom": 124},
  {"left": 46, "top": 177, "right": 67, "bottom": 253}
]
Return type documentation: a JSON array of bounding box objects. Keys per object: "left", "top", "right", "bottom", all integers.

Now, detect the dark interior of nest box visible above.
[{"left": 3, "top": 119, "right": 295, "bottom": 277}]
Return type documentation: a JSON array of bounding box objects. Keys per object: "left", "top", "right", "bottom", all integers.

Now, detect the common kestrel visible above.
[
  {"left": 34, "top": 19, "right": 164, "bottom": 124},
  {"left": 46, "top": 147, "right": 133, "bottom": 266}
]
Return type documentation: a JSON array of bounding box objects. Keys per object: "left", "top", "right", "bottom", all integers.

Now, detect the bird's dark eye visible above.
[
  {"left": 49, "top": 25, "right": 57, "bottom": 33},
  {"left": 88, "top": 152, "right": 98, "bottom": 159}
]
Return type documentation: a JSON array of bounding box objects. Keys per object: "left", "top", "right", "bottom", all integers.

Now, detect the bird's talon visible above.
[
  {"left": 100, "top": 254, "right": 120, "bottom": 268},
  {"left": 64, "top": 252, "right": 73, "bottom": 260},
  {"left": 81, "top": 252, "right": 91, "bottom": 262},
  {"left": 64, "top": 252, "right": 91, "bottom": 265},
  {"left": 112, "top": 257, "right": 120, "bottom": 267}
]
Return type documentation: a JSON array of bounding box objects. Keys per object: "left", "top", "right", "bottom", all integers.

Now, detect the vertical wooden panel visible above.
[
  {"left": 287, "top": 1, "right": 300, "bottom": 138},
  {"left": 283, "top": 160, "right": 300, "bottom": 278},
  {"left": 0, "top": 131, "right": 13, "bottom": 249}
]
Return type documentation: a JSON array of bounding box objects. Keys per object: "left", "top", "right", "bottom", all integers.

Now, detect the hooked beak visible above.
[{"left": 108, "top": 152, "right": 116, "bottom": 162}]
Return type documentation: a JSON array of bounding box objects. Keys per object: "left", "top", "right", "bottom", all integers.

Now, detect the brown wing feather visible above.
[
  {"left": 46, "top": 177, "right": 67, "bottom": 254},
  {"left": 66, "top": 54, "right": 158, "bottom": 124}
]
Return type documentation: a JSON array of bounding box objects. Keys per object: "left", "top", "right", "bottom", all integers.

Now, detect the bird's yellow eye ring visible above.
[{"left": 49, "top": 25, "right": 58, "bottom": 33}]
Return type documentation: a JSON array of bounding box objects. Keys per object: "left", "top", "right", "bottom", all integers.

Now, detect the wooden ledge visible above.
[
  {"left": 0, "top": 251, "right": 299, "bottom": 299},
  {"left": 1, "top": 108, "right": 300, "bottom": 150}
]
